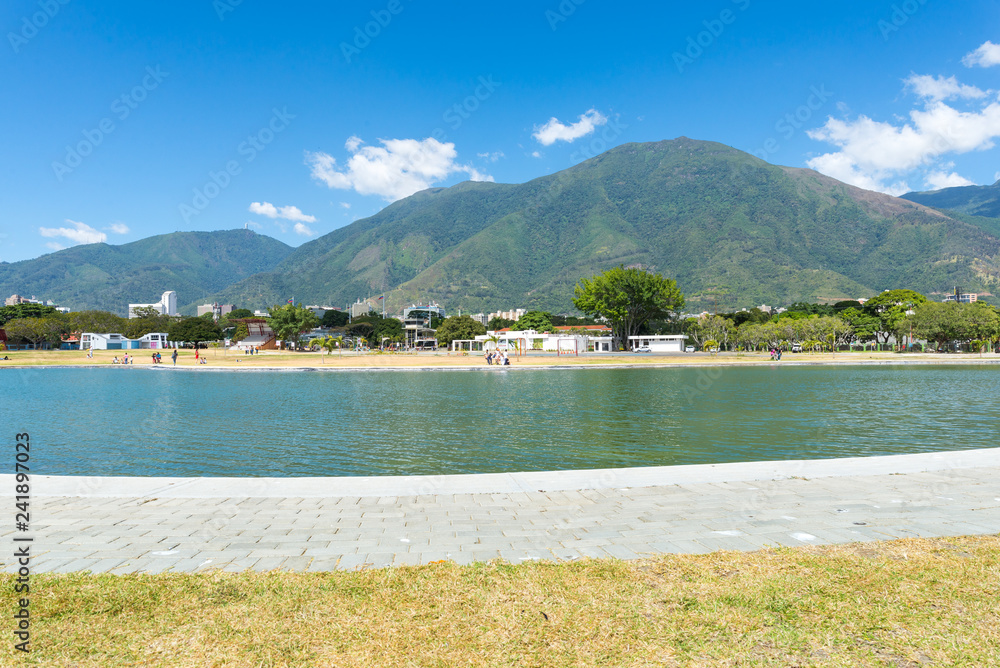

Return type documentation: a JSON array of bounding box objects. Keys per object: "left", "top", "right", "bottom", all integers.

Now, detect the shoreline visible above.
[{"left": 3, "top": 349, "right": 1000, "bottom": 372}]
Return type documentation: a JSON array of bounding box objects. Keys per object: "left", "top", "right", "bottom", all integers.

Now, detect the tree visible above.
[
  {"left": 168, "top": 317, "right": 223, "bottom": 347},
  {"left": 435, "top": 315, "right": 487, "bottom": 346},
  {"left": 0, "top": 304, "right": 58, "bottom": 326},
  {"left": 125, "top": 307, "right": 174, "bottom": 339},
  {"left": 862, "top": 289, "right": 928, "bottom": 345},
  {"left": 321, "top": 309, "right": 349, "bottom": 328},
  {"left": 67, "top": 310, "right": 127, "bottom": 334},
  {"left": 574, "top": 266, "right": 685, "bottom": 349},
  {"left": 4, "top": 317, "right": 66, "bottom": 347},
  {"left": 228, "top": 308, "right": 254, "bottom": 320},
  {"left": 487, "top": 317, "right": 516, "bottom": 330},
  {"left": 686, "top": 315, "right": 734, "bottom": 350},
  {"left": 515, "top": 311, "right": 555, "bottom": 333},
  {"left": 230, "top": 322, "right": 250, "bottom": 343},
  {"left": 839, "top": 307, "right": 881, "bottom": 345},
  {"left": 266, "top": 303, "right": 320, "bottom": 350}
]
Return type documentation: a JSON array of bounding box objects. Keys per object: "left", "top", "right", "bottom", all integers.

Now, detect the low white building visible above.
[
  {"left": 80, "top": 332, "right": 171, "bottom": 350},
  {"left": 627, "top": 334, "right": 688, "bottom": 352},
  {"left": 456, "top": 329, "right": 612, "bottom": 355}
]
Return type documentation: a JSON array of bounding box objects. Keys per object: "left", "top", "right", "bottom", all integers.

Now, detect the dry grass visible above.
[
  {"left": 0, "top": 348, "right": 989, "bottom": 370},
  {"left": 2, "top": 536, "right": 998, "bottom": 666}
]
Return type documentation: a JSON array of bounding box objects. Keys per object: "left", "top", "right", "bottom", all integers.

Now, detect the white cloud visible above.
[
  {"left": 307, "top": 137, "right": 492, "bottom": 201},
  {"left": 531, "top": 151, "right": 542, "bottom": 158},
  {"left": 248, "top": 201, "right": 317, "bottom": 222},
  {"left": 107, "top": 223, "right": 130, "bottom": 235},
  {"left": 963, "top": 41, "right": 1000, "bottom": 68},
  {"left": 345, "top": 135, "right": 363, "bottom": 152},
  {"left": 45, "top": 242, "right": 65, "bottom": 251},
  {"left": 995, "top": 171, "right": 1000, "bottom": 182},
  {"left": 293, "top": 222, "right": 315, "bottom": 237},
  {"left": 339, "top": 202, "right": 351, "bottom": 209},
  {"left": 806, "top": 71, "right": 1000, "bottom": 194},
  {"left": 38, "top": 219, "right": 106, "bottom": 246},
  {"left": 477, "top": 151, "right": 505, "bottom": 162},
  {"left": 244, "top": 220, "right": 263, "bottom": 230},
  {"left": 924, "top": 170, "right": 975, "bottom": 190},
  {"left": 532, "top": 108, "right": 607, "bottom": 146},
  {"left": 905, "top": 74, "right": 987, "bottom": 101}
]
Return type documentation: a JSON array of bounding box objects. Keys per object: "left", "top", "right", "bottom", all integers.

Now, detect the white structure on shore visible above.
[
  {"left": 129, "top": 291, "right": 177, "bottom": 318},
  {"left": 80, "top": 332, "right": 171, "bottom": 350},
  {"left": 626, "top": 334, "right": 688, "bottom": 352},
  {"left": 449, "top": 329, "right": 613, "bottom": 354}
]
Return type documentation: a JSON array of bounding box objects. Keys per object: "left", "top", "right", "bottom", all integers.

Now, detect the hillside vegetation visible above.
[
  {"left": 211, "top": 139, "right": 1000, "bottom": 311},
  {"left": 0, "top": 230, "right": 292, "bottom": 315}
]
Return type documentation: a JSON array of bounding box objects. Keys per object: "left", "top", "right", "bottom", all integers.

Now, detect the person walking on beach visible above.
[
  {"left": 485, "top": 350, "right": 492, "bottom": 365},
  {"left": 171, "top": 348, "right": 178, "bottom": 365}
]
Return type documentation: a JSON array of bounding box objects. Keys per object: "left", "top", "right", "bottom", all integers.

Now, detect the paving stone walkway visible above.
[{"left": 2, "top": 448, "right": 998, "bottom": 574}]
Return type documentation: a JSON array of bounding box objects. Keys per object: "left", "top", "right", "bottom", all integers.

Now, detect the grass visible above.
[{"left": 2, "top": 536, "right": 998, "bottom": 666}]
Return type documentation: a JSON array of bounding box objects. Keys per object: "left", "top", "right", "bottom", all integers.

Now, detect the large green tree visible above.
[
  {"left": 487, "top": 317, "right": 516, "bottom": 331},
  {"left": 67, "top": 310, "right": 128, "bottom": 334},
  {"left": 573, "top": 266, "right": 685, "bottom": 348},
  {"left": 435, "top": 315, "right": 487, "bottom": 346},
  {"left": 0, "top": 303, "right": 58, "bottom": 326},
  {"left": 515, "top": 311, "right": 555, "bottom": 333},
  {"left": 266, "top": 303, "right": 320, "bottom": 350},
  {"left": 321, "top": 309, "right": 350, "bottom": 328},
  {"left": 168, "top": 317, "right": 223, "bottom": 347},
  {"left": 4, "top": 316, "right": 66, "bottom": 347},
  {"left": 862, "top": 289, "right": 928, "bottom": 344}
]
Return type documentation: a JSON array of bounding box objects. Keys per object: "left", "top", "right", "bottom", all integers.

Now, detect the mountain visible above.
[
  {"left": 901, "top": 180, "right": 1000, "bottom": 219},
  {"left": 210, "top": 138, "right": 1000, "bottom": 312},
  {"left": 0, "top": 230, "right": 293, "bottom": 315}
]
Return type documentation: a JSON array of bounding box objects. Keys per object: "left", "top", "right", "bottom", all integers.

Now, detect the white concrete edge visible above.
[{"left": 3, "top": 447, "right": 997, "bottom": 499}]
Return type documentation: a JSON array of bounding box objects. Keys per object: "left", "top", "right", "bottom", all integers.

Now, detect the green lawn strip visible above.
[{"left": 2, "top": 536, "right": 998, "bottom": 666}]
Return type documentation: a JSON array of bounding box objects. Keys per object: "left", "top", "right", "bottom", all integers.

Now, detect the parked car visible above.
[
  {"left": 634, "top": 346, "right": 651, "bottom": 353},
  {"left": 685, "top": 345, "right": 695, "bottom": 352},
  {"left": 791, "top": 343, "right": 803, "bottom": 353}
]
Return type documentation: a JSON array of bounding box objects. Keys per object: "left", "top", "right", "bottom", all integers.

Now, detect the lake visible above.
[{"left": 3, "top": 364, "right": 997, "bottom": 477}]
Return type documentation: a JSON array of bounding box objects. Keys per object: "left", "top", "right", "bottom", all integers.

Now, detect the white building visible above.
[
  {"left": 627, "top": 334, "right": 688, "bottom": 352},
  {"left": 455, "top": 329, "right": 613, "bottom": 355},
  {"left": 80, "top": 332, "right": 171, "bottom": 350},
  {"left": 129, "top": 291, "right": 178, "bottom": 318},
  {"left": 349, "top": 299, "right": 373, "bottom": 318}
]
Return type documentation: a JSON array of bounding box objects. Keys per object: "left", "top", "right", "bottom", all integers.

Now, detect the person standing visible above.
[{"left": 171, "top": 348, "right": 178, "bottom": 365}]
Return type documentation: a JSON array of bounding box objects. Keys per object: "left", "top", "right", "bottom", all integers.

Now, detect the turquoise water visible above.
[{"left": 2, "top": 365, "right": 998, "bottom": 477}]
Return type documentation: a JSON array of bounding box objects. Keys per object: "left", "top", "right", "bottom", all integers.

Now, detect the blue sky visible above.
[{"left": 2, "top": 1, "right": 999, "bottom": 263}]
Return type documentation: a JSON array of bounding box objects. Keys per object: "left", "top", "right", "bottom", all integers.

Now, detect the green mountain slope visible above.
[
  {"left": 205, "top": 139, "right": 1000, "bottom": 311},
  {"left": 901, "top": 181, "right": 1000, "bottom": 219},
  {"left": 0, "top": 230, "right": 293, "bottom": 315}
]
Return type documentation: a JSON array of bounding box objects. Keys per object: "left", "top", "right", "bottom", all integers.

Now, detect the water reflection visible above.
[{"left": 2, "top": 365, "right": 997, "bottom": 477}]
